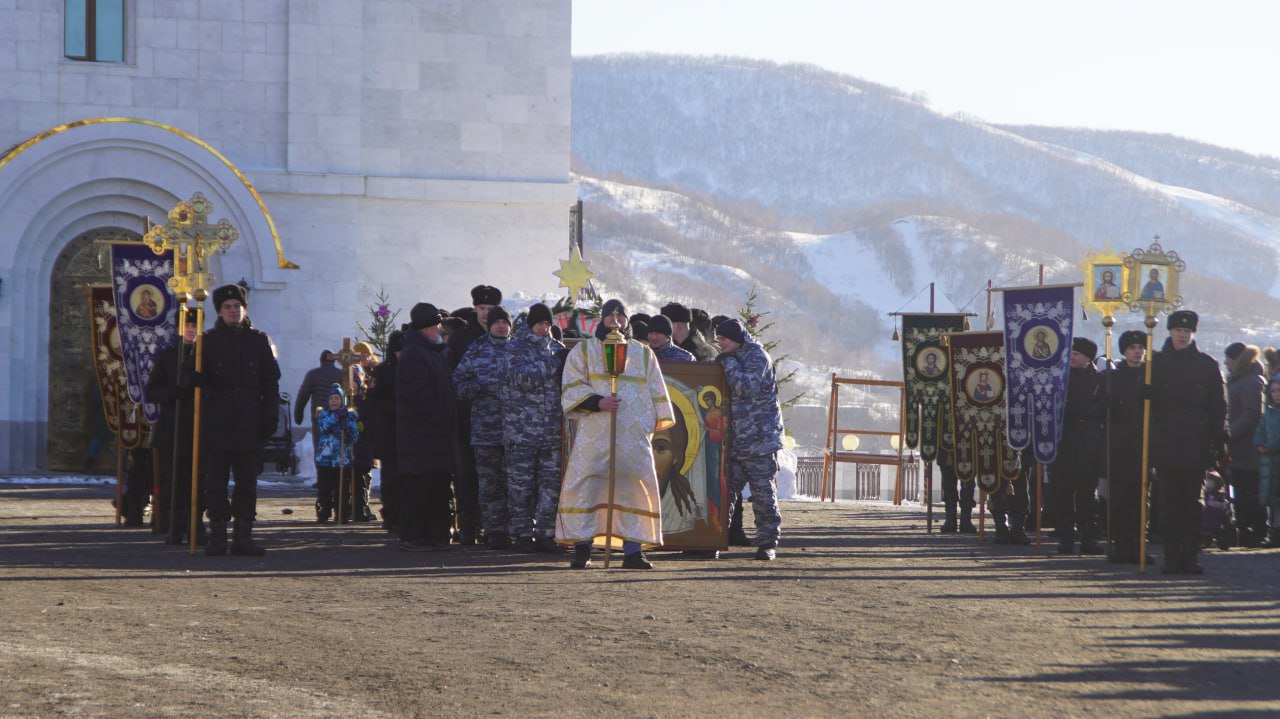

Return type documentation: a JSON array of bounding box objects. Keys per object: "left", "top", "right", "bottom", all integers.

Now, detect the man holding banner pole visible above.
[{"left": 195, "top": 284, "right": 281, "bottom": 557}]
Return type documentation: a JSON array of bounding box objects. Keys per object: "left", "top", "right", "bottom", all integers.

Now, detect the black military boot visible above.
[
  {"left": 230, "top": 519, "right": 266, "bottom": 557},
  {"left": 940, "top": 503, "right": 958, "bottom": 533},
  {"left": 1008, "top": 515, "right": 1031, "bottom": 546},
  {"left": 993, "top": 518, "right": 1010, "bottom": 544},
  {"left": 569, "top": 544, "right": 592, "bottom": 569},
  {"left": 1180, "top": 540, "right": 1203, "bottom": 575},
  {"left": 621, "top": 551, "right": 654, "bottom": 569},
  {"left": 728, "top": 494, "right": 752, "bottom": 546},
  {"left": 315, "top": 500, "right": 331, "bottom": 523},
  {"left": 959, "top": 506, "right": 977, "bottom": 533},
  {"left": 1160, "top": 538, "right": 1182, "bottom": 574},
  {"left": 206, "top": 520, "right": 228, "bottom": 556}
]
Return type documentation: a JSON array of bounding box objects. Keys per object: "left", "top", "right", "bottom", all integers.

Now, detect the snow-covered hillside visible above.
[{"left": 570, "top": 54, "right": 1280, "bottom": 446}]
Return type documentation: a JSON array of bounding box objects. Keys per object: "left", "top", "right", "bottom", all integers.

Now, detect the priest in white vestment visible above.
[{"left": 557, "top": 299, "right": 675, "bottom": 569}]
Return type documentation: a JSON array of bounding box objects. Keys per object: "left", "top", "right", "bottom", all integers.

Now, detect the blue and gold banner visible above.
[
  {"left": 901, "top": 314, "right": 967, "bottom": 462},
  {"left": 1000, "top": 285, "right": 1075, "bottom": 463},
  {"left": 945, "top": 331, "right": 1020, "bottom": 493},
  {"left": 109, "top": 242, "right": 175, "bottom": 425}
]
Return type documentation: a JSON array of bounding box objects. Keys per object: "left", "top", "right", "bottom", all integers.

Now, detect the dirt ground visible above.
[{"left": 1, "top": 484, "right": 1278, "bottom": 719}]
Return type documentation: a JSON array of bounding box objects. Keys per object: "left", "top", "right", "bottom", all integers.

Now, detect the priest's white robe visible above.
[{"left": 556, "top": 338, "right": 674, "bottom": 549}]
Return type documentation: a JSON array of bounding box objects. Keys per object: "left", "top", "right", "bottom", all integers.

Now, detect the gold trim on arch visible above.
[{"left": 0, "top": 117, "right": 299, "bottom": 270}]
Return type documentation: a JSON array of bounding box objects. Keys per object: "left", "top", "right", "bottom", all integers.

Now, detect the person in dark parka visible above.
[
  {"left": 1149, "top": 310, "right": 1228, "bottom": 574},
  {"left": 294, "top": 349, "right": 341, "bottom": 463},
  {"left": 1049, "top": 337, "right": 1106, "bottom": 555},
  {"left": 396, "top": 302, "right": 458, "bottom": 550},
  {"left": 368, "top": 329, "right": 404, "bottom": 532},
  {"left": 145, "top": 308, "right": 203, "bottom": 544},
  {"left": 198, "top": 284, "right": 281, "bottom": 557},
  {"left": 1224, "top": 341, "right": 1267, "bottom": 546},
  {"left": 1104, "top": 329, "right": 1148, "bottom": 563}
]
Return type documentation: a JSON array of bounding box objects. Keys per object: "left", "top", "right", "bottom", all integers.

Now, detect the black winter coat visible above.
[
  {"left": 368, "top": 357, "right": 398, "bottom": 462},
  {"left": 395, "top": 330, "right": 456, "bottom": 475},
  {"left": 1104, "top": 362, "right": 1146, "bottom": 484},
  {"left": 145, "top": 340, "right": 197, "bottom": 453},
  {"left": 447, "top": 316, "right": 486, "bottom": 444},
  {"left": 1149, "top": 339, "right": 1228, "bottom": 472},
  {"left": 199, "top": 318, "right": 281, "bottom": 452},
  {"left": 1050, "top": 364, "right": 1104, "bottom": 475}
]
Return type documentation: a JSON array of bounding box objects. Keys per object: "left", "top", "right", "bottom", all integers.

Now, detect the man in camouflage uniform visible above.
[
  {"left": 715, "top": 318, "right": 783, "bottom": 560},
  {"left": 647, "top": 314, "right": 695, "bottom": 361},
  {"left": 502, "top": 303, "right": 567, "bottom": 553},
  {"left": 988, "top": 446, "right": 1033, "bottom": 545},
  {"left": 453, "top": 305, "right": 513, "bottom": 549}
]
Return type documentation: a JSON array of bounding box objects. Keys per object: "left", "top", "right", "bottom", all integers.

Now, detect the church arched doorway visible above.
[{"left": 47, "top": 228, "right": 139, "bottom": 471}]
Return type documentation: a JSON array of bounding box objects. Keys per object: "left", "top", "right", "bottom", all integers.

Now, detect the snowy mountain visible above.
[{"left": 570, "top": 54, "right": 1280, "bottom": 446}]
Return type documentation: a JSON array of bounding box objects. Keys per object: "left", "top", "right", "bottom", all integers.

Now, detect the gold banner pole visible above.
[
  {"left": 115, "top": 440, "right": 125, "bottom": 526},
  {"left": 1138, "top": 316, "right": 1156, "bottom": 574},
  {"left": 189, "top": 290, "right": 206, "bottom": 556},
  {"left": 604, "top": 376, "right": 619, "bottom": 568}
]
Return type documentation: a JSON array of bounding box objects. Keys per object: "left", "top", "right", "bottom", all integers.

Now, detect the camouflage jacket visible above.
[
  {"left": 501, "top": 326, "right": 566, "bottom": 448},
  {"left": 452, "top": 333, "right": 511, "bottom": 446},
  {"left": 718, "top": 339, "right": 784, "bottom": 456},
  {"left": 652, "top": 340, "right": 695, "bottom": 362}
]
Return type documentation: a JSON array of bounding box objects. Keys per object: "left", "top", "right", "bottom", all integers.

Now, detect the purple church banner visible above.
[
  {"left": 110, "top": 242, "right": 175, "bottom": 425},
  {"left": 1001, "top": 285, "right": 1075, "bottom": 463}
]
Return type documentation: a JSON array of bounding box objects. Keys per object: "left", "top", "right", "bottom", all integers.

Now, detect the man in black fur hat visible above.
[
  {"left": 660, "top": 302, "right": 716, "bottom": 361},
  {"left": 1149, "top": 310, "right": 1227, "bottom": 574},
  {"left": 446, "top": 284, "right": 503, "bottom": 544},
  {"left": 1049, "top": 337, "right": 1105, "bottom": 556},
  {"left": 198, "top": 283, "right": 281, "bottom": 557}
]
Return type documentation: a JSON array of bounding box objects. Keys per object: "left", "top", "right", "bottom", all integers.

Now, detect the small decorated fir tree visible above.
[{"left": 356, "top": 285, "right": 400, "bottom": 357}]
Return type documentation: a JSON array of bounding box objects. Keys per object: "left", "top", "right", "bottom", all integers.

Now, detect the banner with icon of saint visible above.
[
  {"left": 1001, "top": 285, "right": 1075, "bottom": 463},
  {"left": 945, "top": 330, "right": 1020, "bottom": 493},
  {"left": 654, "top": 361, "right": 730, "bottom": 550},
  {"left": 88, "top": 285, "right": 147, "bottom": 449},
  {"left": 109, "top": 242, "right": 176, "bottom": 424},
  {"left": 900, "top": 314, "right": 966, "bottom": 462}
]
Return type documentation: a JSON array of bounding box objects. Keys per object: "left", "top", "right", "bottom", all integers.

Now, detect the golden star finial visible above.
[{"left": 553, "top": 245, "right": 595, "bottom": 299}]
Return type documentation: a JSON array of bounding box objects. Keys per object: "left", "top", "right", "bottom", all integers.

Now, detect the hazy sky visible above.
[{"left": 572, "top": 0, "right": 1280, "bottom": 159}]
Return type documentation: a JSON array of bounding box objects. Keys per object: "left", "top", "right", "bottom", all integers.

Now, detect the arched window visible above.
[{"left": 64, "top": 0, "right": 125, "bottom": 63}]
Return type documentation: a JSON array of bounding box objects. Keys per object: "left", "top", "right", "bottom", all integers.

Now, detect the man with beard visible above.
[
  {"left": 1105, "top": 330, "right": 1148, "bottom": 563},
  {"left": 198, "top": 284, "right": 281, "bottom": 557},
  {"left": 558, "top": 299, "right": 674, "bottom": 569},
  {"left": 715, "top": 318, "right": 784, "bottom": 560},
  {"left": 396, "top": 302, "right": 457, "bottom": 551},
  {"left": 1050, "top": 337, "right": 1105, "bottom": 556},
  {"left": 145, "top": 307, "right": 204, "bottom": 544},
  {"left": 1149, "top": 310, "right": 1227, "bottom": 574},
  {"left": 502, "top": 303, "right": 567, "bottom": 553},
  {"left": 453, "top": 305, "right": 514, "bottom": 549},
  {"left": 447, "top": 285, "right": 502, "bottom": 544},
  {"left": 660, "top": 302, "right": 717, "bottom": 361},
  {"left": 1224, "top": 341, "right": 1267, "bottom": 547}
]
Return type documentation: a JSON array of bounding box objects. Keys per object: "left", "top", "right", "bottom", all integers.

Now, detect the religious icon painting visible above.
[
  {"left": 654, "top": 360, "right": 731, "bottom": 551},
  {"left": 1079, "top": 245, "right": 1130, "bottom": 320},
  {"left": 1123, "top": 238, "right": 1185, "bottom": 316}
]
